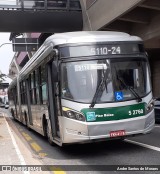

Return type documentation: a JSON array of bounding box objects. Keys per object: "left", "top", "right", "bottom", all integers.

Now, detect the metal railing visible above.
[{"left": 0, "top": 0, "right": 81, "bottom": 11}]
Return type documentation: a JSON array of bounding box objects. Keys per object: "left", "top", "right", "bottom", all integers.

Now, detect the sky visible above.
[
  {"left": 0, "top": 33, "right": 14, "bottom": 75},
  {"left": 0, "top": 0, "right": 17, "bottom": 5}
]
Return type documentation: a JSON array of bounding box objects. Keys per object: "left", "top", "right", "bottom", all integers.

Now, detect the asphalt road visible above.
[{"left": 1, "top": 108, "right": 160, "bottom": 174}]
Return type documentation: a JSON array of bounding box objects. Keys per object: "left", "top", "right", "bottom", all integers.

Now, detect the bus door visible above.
[{"left": 47, "top": 61, "right": 60, "bottom": 138}]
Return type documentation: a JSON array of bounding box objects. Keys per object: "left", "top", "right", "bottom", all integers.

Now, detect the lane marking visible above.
[
  {"left": 22, "top": 132, "right": 48, "bottom": 157},
  {"left": 30, "top": 142, "right": 42, "bottom": 152},
  {"left": 125, "top": 139, "right": 160, "bottom": 152},
  {"left": 50, "top": 166, "right": 66, "bottom": 174},
  {"left": 4, "top": 113, "right": 66, "bottom": 174},
  {"left": 38, "top": 153, "right": 48, "bottom": 157},
  {"left": 155, "top": 125, "right": 160, "bottom": 128},
  {"left": 22, "top": 132, "right": 32, "bottom": 141},
  {"left": 4, "top": 116, "right": 30, "bottom": 174}
]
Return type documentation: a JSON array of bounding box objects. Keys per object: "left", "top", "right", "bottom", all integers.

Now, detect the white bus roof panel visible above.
[
  {"left": 18, "top": 31, "right": 143, "bottom": 79},
  {"left": 45, "top": 31, "right": 142, "bottom": 46}
]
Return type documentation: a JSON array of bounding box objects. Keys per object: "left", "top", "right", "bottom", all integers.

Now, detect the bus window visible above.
[
  {"left": 42, "top": 84, "right": 47, "bottom": 104},
  {"left": 30, "top": 72, "right": 36, "bottom": 104},
  {"left": 14, "top": 86, "right": 18, "bottom": 105},
  {"left": 20, "top": 81, "right": 26, "bottom": 105},
  {"left": 40, "top": 65, "right": 47, "bottom": 104},
  {"left": 111, "top": 59, "right": 151, "bottom": 100},
  {"left": 35, "top": 69, "right": 40, "bottom": 104},
  {"left": 20, "top": 82, "right": 23, "bottom": 104},
  {"left": 23, "top": 81, "right": 27, "bottom": 104},
  {"left": 41, "top": 65, "right": 47, "bottom": 84},
  {"left": 28, "top": 75, "right": 32, "bottom": 104}
]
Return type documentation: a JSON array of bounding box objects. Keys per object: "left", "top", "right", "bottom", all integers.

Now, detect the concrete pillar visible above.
[{"left": 148, "top": 50, "right": 160, "bottom": 97}]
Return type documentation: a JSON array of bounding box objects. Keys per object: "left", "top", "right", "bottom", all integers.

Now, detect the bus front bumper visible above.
[{"left": 59, "top": 110, "right": 155, "bottom": 144}]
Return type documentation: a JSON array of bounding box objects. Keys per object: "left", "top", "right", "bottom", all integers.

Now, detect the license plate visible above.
[{"left": 110, "top": 130, "right": 126, "bottom": 137}]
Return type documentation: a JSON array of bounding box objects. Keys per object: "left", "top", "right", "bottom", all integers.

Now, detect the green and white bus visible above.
[{"left": 8, "top": 31, "right": 155, "bottom": 146}]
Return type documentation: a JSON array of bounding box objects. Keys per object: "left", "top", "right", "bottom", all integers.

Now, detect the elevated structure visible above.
[
  {"left": 0, "top": 0, "right": 82, "bottom": 32},
  {"left": 81, "top": 0, "right": 160, "bottom": 39},
  {"left": 5, "top": 0, "right": 82, "bottom": 78}
]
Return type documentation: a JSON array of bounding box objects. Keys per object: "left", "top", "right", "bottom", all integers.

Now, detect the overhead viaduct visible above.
[{"left": 0, "top": 0, "right": 82, "bottom": 32}]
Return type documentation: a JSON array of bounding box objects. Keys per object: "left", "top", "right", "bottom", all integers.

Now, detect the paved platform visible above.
[
  {"left": 0, "top": 109, "right": 50, "bottom": 174},
  {"left": 0, "top": 112, "right": 22, "bottom": 173}
]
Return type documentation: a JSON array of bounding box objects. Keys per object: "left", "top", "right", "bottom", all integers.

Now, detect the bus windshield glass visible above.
[{"left": 61, "top": 58, "right": 151, "bottom": 103}]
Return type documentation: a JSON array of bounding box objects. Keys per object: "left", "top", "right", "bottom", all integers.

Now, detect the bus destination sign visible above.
[
  {"left": 60, "top": 43, "right": 144, "bottom": 58},
  {"left": 90, "top": 46, "right": 121, "bottom": 55}
]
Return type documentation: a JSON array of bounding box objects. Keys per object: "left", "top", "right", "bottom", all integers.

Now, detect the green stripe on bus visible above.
[{"left": 81, "top": 103, "right": 145, "bottom": 122}]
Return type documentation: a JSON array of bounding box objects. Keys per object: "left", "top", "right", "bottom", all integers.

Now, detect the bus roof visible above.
[
  {"left": 45, "top": 31, "right": 142, "bottom": 46},
  {"left": 15, "top": 31, "right": 143, "bottom": 81}
]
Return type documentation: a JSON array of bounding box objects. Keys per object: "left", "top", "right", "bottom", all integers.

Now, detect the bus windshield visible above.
[{"left": 61, "top": 58, "right": 151, "bottom": 103}]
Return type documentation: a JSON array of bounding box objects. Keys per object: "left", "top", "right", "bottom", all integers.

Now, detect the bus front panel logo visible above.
[{"left": 86, "top": 112, "right": 96, "bottom": 121}]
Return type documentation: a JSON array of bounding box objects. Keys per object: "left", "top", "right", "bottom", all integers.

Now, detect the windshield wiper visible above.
[
  {"left": 89, "top": 70, "right": 107, "bottom": 108},
  {"left": 117, "top": 76, "right": 142, "bottom": 103}
]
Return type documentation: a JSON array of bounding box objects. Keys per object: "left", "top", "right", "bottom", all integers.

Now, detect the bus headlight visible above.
[
  {"left": 62, "top": 107, "right": 86, "bottom": 122},
  {"left": 146, "top": 100, "right": 154, "bottom": 114}
]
